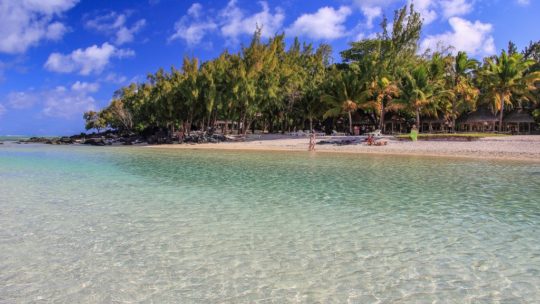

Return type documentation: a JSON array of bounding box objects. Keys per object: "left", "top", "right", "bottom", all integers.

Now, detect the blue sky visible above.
[{"left": 0, "top": 0, "right": 538, "bottom": 136}]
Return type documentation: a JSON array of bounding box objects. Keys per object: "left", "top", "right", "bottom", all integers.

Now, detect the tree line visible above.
[{"left": 84, "top": 5, "right": 540, "bottom": 136}]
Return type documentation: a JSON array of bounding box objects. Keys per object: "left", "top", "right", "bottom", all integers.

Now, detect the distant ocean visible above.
[
  {"left": 0, "top": 135, "right": 29, "bottom": 141},
  {"left": 0, "top": 135, "right": 57, "bottom": 141}
]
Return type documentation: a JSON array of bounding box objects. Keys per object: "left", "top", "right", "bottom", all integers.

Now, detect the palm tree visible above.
[
  {"left": 177, "top": 57, "right": 200, "bottom": 134},
  {"left": 360, "top": 76, "right": 400, "bottom": 132},
  {"left": 448, "top": 51, "right": 479, "bottom": 131},
  {"left": 481, "top": 50, "right": 540, "bottom": 131},
  {"left": 396, "top": 64, "right": 433, "bottom": 130},
  {"left": 322, "top": 68, "right": 362, "bottom": 134}
]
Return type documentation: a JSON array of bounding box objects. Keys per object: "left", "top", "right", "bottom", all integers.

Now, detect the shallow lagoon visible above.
[{"left": 1, "top": 143, "right": 540, "bottom": 302}]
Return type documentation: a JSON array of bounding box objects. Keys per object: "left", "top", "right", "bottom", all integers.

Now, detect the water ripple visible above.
[{"left": 1, "top": 145, "right": 540, "bottom": 302}]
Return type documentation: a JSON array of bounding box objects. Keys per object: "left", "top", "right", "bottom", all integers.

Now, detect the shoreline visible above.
[
  {"left": 5, "top": 134, "right": 539, "bottom": 163},
  {"left": 146, "top": 135, "right": 540, "bottom": 163}
]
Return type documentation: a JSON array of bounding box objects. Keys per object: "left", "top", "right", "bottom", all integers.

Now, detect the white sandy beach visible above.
[{"left": 148, "top": 134, "right": 540, "bottom": 162}]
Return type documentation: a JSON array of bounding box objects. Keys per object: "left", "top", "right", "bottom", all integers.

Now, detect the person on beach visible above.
[
  {"left": 308, "top": 132, "right": 316, "bottom": 151},
  {"left": 410, "top": 124, "right": 418, "bottom": 141},
  {"left": 366, "top": 134, "right": 375, "bottom": 146}
]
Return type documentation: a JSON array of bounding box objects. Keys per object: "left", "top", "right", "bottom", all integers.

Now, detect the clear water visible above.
[{"left": 1, "top": 143, "right": 540, "bottom": 303}]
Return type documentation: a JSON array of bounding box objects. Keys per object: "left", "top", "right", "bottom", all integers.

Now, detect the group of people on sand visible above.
[
  {"left": 365, "top": 134, "right": 388, "bottom": 146},
  {"left": 308, "top": 132, "right": 389, "bottom": 151}
]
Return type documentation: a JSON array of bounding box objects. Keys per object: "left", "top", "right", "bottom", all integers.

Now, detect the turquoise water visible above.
[
  {"left": 0, "top": 136, "right": 29, "bottom": 141},
  {"left": 1, "top": 143, "right": 540, "bottom": 303}
]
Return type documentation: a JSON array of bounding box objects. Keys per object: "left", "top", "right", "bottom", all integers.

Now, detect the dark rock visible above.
[
  {"left": 59, "top": 137, "right": 74, "bottom": 144},
  {"left": 83, "top": 138, "right": 106, "bottom": 146}
]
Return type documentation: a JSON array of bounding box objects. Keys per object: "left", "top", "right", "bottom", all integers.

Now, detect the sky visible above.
[{"left": 0, "top": 0, "right": 539, "bottom": 136}]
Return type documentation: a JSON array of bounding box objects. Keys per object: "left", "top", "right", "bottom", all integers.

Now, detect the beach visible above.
[{"left": 148, "top": 134, "right": 540, "bottom": 162}]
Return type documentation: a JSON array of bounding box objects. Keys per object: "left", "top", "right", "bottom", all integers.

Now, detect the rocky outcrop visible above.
[
  {"left": 82, "top": 138, "right": 107, "bottom": 146},
  {"left": 15, "top": 130, "right": 229, "bottom": 146}
]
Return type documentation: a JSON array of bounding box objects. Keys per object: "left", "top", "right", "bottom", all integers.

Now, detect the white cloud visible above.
[
  {"left": 6, "top": 91, "right": 39, "bottom": 109},
  {"left": 42, "top": 86, "right": 97, "bottom": 118},
  {"left": 103, "top": 72, "right": 128, "bottom": 84},
  {"left": 408, "top": 0, "right": 437, "bottom": 24},
  {"left": 0, "top": 0, "right": 78, "bottom": 54},
  {"left": 71, "top": 81, "right": 100, "bottom": 93},
  {"left": 44, "top": 43, "right": 134, "bottom": 75},
  {"left": 170, "top": 1, "right": 284, "bottom": 45},
  {"left": 0, "top": 104, "right": 6, "bottom": 116},
  {"left": 85, "top": 12, "right": 146, "bottom": 45},
  {"left": 170, "top": 20, "right": 217, "bottom": 46},
  {"left": 287, "top": 6, "right": 352, "bottom": 40},
  {"left": 188, "top": 3, "right": 203, "bottom": 18},
  {"left": 45, "top": 22, "right": 68, "bottom": 40},
  {"left": 421, "top": 17, "right": 495, "bottom": 56},
  {"left": 353, "top": 0, "right": 399, "bottom": 7},
  {"left": 440, "top": 0, "right": 473, "bottom": 19},
  {"left": 354, "top": 0, "right": 475, "bottom": 25},
  {"left": 220, "top": 0, "right": 285, "bottom": 40},
  {"left": 4, "top": 83, "right": 98, "bottom": 119},
  {"left": 169, "top": 3, "right": 217, "bottom": 46},
  {"left": 361, "top": 6, "right": 382, "bottom": 29},
  {"left": 516, "top": 0, "right": 530, "bottom": 5}
]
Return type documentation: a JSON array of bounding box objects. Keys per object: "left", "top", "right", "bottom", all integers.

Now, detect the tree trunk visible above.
[
  {"left": 348, "top": 111, "right": 353, "bottom": 135},
  {"left": 379, "top": 105, "right": 385, "bottom": 133},
  {"left": 416, "top": 108, "right": 421, "bottom": 133},
  {"left": 309, "top": 117, "right": 314, "bottom": 132},
  {"left": 187, "top": 112, "right": 193, "bottom": 134},
  {"left": 499, "top": 92, "right": 505, "bottom": 132},
  {"left": 241, "top": 111, "right": 247, "bottom": 135},
  {"left": 243, "top": 116, "right": 251, "bottom": 136},
  {"left": 224, "top": 119, "right": 229, "bottom": 135},
  {"left": 251, "top": 117, "right": 256, "bottom": 134},
  {"left": 237, "top": 115, "right": 242, "bottom": 135},
  {"left": 451, "top": 99, "right": 456, "bottom": 133}
]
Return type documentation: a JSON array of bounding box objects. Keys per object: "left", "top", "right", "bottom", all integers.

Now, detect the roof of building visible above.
[{"left": 504, "top": 109, "right": 535, "bottom": 123}]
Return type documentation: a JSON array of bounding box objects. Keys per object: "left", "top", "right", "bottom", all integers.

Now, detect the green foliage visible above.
[
  {"left": 479, "top": 50, "right": 540, "bottom": 128},
  {"left": 83, "top": 110, "right": 106, "bottom": 133},
  {"left": 88, "top": 5, "right": 540, "bottom": 136}
]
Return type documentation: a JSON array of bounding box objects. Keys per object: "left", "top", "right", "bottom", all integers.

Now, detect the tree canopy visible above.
[{"left": 85, "top": 5, "right": 540, "bottom": 136}]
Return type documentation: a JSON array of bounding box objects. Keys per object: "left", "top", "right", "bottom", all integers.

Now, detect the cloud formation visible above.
[
  {"left": 440, "top": 0, "right": 473, "bottom": 19},
  {"left": 42, "top": 86, "right": 97, "bottom": 118},
  {"left": 361, "top": 6, "right": 382, "bottom": 29},
  {"left": 170, "top": 1, "right": 284, "bottom": 45},
  {"left": 169, "top": 3, "right": 217, "bottom": 46},
  {"left": 220, "top": 1, "right": 285, "bottom": 40},
  {"left": 71, "top": 81, "right": 100, "bottom": 93},
  {"left": 287, "top": 6, "right": 352, "bottom": 40},
  {"left": 44, "top": 43, "right": 134, "bottom": 75},
  {"left": 421, "top": 17, "right": 495, "bottom": 56},
  {"left": 0, "top": 0, "right": 78, "bottom": 54},
  {"left": 6, "top": 91, "right": 40, "bottom": 109},
  {"left": 85, "top": 12, "right": 146, "bottom": 45},
  {"left": 4, "top": 82, "right": 98, "bottom": 119}
]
